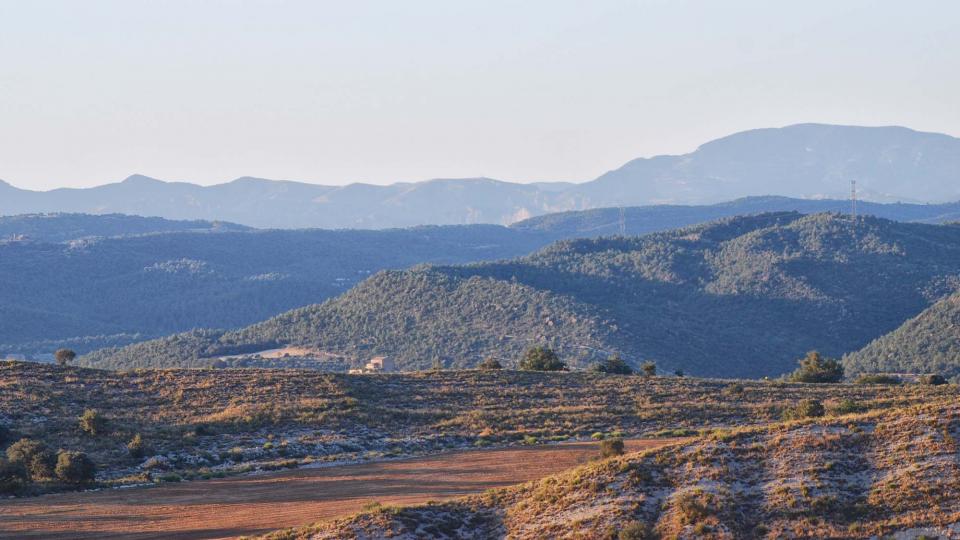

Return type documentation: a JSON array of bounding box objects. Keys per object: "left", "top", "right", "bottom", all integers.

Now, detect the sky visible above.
[{"left": 0, "top": 0, "right": 958, "bottom": 190}]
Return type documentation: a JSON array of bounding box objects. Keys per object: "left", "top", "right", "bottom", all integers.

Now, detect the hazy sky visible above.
[{"left": 1, "top": 1, "right": 958, "bottom": 190}]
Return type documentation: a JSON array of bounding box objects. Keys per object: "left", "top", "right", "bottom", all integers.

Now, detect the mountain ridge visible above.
[{"left": 3, "top": 123, "right": 959, "bottom": 228}]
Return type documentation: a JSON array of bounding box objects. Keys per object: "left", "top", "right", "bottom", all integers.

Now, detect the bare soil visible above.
[{"left": 0, "top": 439, "right": 675, "bottom": 540}]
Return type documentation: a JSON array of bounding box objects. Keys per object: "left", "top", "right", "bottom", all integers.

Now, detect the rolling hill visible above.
[
  {"left": 0, "top": 213, "right": 250, "bottom": 243},
  {"left": 83, "top": 213, "right": 960, "bottom": 378},
  {"left": 275, "top": 399, "right": 960, "bottom": 539},
  {"left": 844, "top": 291, "right": 960, "bottom": 378},
  {"left": 8, "top": 197, "right": 959, "bottom": 359},
  {"left": 0, "top": 225, "right": 548, "bottom": 355},
  {"left": 3, "top": 124, "right": 959, "bottom": 228}
]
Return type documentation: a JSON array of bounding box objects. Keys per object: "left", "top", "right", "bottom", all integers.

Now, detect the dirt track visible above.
[{"left": 0, "top": 439, "right": 676, "bottom": 540}]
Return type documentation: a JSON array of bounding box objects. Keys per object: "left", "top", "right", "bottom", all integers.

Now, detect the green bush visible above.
[
  {"left": 618, "top": 520, "right": 652, "bottom": 540},
  {"left": 518, "top": 346, "right": 567, "bottom": 372},
  {"left": 787, "top": 351, "right": 844, "bottom": 383},
  {"left": 599, "top": 438, "right": 625, "bottom": 458},
  {"left": 854, "top": 374, "right": 901, "bottom": 385},
  {"left": 0, "top": 458, "right": 27, "bottom": 494},
  {"left": 55, "top": 451, "right": 96, "bottom": 485},
  {"left": 919, "top": 374, "right": 948, "bottom": 385},
  {"left": 830, "top": 399, "right": 866, "bottom": 415},
  {"left": 783, "top": 399, "right": 826, "bottom": 420},
  {"left": 79, "top": 409, "right": 106, "bottom": 436},
  {"left": 55, "top": 348, "right": 77, "bottom": 366},
  {"left": 478, "top": 357, "right": 503, "bottom": 370},
  {"left": 640, "top": 361, "right": 656, "bottom": 377},
  {"left": 593, "top": 354, "right": 633, "bottom": 375},
  {"left": 6, "top": 438, "right": 55, "bottom": 481}
]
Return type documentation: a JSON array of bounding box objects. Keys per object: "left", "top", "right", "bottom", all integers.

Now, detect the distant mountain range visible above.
[
  {"left": 2, "top": 124, "right": 958, "bottom": 228},
  {"left": 82, "top": 213, "right": 960, "bottom": 378}
]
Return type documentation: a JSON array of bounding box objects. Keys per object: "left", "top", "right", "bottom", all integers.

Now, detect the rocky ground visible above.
[{"left": 1, "top": 361, "right": 955, "bottom": 495}]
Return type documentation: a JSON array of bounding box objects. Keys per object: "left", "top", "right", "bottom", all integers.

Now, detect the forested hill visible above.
[
  {"left": 0, "top": 225, "right": 548, "bottom": 354},
  {"left": 83, "top": 213, "right": 960, "bottom": 378},
  {"left": 0, "top": 213, "right": 249, "bottom": 243},
  {"left": 8, "top": 197, "right": 957, "bottom": 358},
  {"left": 844, "top": 291, "right": 960, "bottom": 377}
]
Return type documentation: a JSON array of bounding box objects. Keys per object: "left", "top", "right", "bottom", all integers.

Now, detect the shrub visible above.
[
  {"left": 594, "top": 354, "right": 633, "bottom": 375},
  {"left": 723, "top": 383, "right": 744, "bottom": 396},
  {"left": 127, "top": 434, "right": 146, "bottom": 459},
  {"left": 6, "top": 438, "right": 55, "bottom": 481},
  {"left": 55, "top": 451, "right": 96, "bottom": 485},
  {"left": 854, "top": 374, "right": 901, "bottom": 385},
  {"left": 830, "top": 399, "right": 866, "bottom": 415},
  {"left": 55, "top": 348, "right": 76, "bottom": 366},
  {"left": 783, "top": 399, "right": 826, "bottom": 420},
  {"left": 787, "top": 351, "right": 843, "bottom": 383},
  {"left": 478, "top": 357, "right": 502, "bottom": 370},
  {"left": 599, "top": 438, "right": 625, "bottom": 458},
  {"left": 0, "top": 458, "right": 27, "bottom": 494},
  {"left": 919, "top": 374, "right": 948, "bottom": 385},
  {"left": 618, "top": 521, "right": 651, "bottom": 540},
  {"left": 518, "top": 346, "right": 567, "bottom": 372},
  {"left": 79, "top": 409, "right": 106, "bottom": 436},
  {"left": 640, "top": 361, "right": 656, "bottom": 377}
]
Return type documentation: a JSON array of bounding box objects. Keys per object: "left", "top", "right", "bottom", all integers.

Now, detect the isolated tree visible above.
[
  {"left": 6, "top": 438, "right": 55, "bottom": 481},
  {"left": 640, "top": 361, "right": 657, "bottom": 377},
  {"left": 478, "top": 357, "right": 503, "bottom": 370},
  {"left": 787, "top": 351, "right": 843, "bottom": 383},
  {"left": 55, "top": 451, "right": 96, "bottom": 485},
  {"left": 518, "top": 346, "right": 567, "bottom": 372},
  {"left": 55, "top": 348, "right": 76, "bottom": 367},
  {"left": 79, "top": 409, "right": 106, "bottom": 436}
]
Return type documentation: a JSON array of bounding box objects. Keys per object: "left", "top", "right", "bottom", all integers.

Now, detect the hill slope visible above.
[
  {"left": 281, "top": 400, "right": 960, "bottom": 539},
  {"left": 9, "top": 198, "right": 956, "bottom": 357},
  {"left": 3, "top": 362, "right": 950, "bottom": 492},
  {"left": 0, "top": 213, "right": 250, "bottom": 243},
  {"left": 3, "top": 124, "right": 959, "bottom": 228},
  {"left": 85, "top": 213, "right": 960, "bottom": 377},
  {"left": 0, "top": 225, "right": 548, "bottom": 354},
  {"left": 844, "top": 291, "right": 960, "bottom": 378}
]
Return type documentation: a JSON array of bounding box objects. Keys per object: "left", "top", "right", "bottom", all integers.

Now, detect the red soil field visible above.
[{"left": 0, "top": 439, "right": 677, "bottom": 540}]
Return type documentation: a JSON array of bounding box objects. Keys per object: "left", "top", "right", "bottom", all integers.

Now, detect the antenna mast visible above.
[
  {"left": 851, "top": 179, "right": 857, "bottom": 221},
  {"left": 850, "top": 179, "right": 858, "bottom": 241}
]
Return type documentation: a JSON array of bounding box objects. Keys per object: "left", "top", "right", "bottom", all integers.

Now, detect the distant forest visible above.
[{"left": 84, "top": 213, "right": 960, "bottom": 378}]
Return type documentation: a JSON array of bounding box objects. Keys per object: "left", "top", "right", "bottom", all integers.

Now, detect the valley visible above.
[{"left": 0, "top": 438, "right": 677, "bottom": 539}]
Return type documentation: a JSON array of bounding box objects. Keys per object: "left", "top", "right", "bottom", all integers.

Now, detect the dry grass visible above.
[
  {"left": 0, "top": 361, "right": 956, "bottom": 495},
  {"left": 274, "top": 400, "right": 960, "bottom": 539}
]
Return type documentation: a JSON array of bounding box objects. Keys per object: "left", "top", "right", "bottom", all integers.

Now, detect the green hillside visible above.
[
  {"left": 844, "top": 291, "right": 960, "bottom": 378},
  {"left": 84, "top": 213, "right": 960, "bottom": 377}
]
